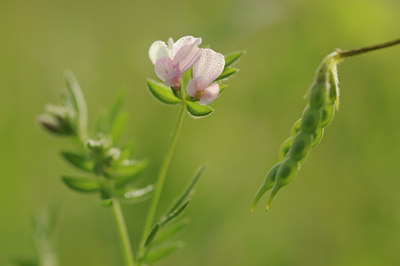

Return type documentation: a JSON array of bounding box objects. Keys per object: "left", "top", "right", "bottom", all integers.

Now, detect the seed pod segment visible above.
[
  {"left": 265, "top": 158, "right": 299, "bottom": 211},
  {"left": 250, "top": 163, "right": 280, "bottom": 213}
]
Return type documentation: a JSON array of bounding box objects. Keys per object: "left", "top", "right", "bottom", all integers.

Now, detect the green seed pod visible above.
[
  {"left": 291, "top": 118, "right": 302, "bottom": 137},
  {"left": 309, "top": 82, "right": 326, "bottom": 108},
  {"left": 279, "top": 137, "right": 293, "bottom": 160},
  {"left": 275, "top": 158, "right": 299, "bottom": 186},
  {"left": 252, "top": 56, "right": 341, "bottom": 212},
  {"left": 320, "top": 103, "right": 335, "bottom": 128},
  {"left": 289, "top": 132, "right": 312, "bottom": 161},
  {"left": 301, "top": 107, "right": 321, "bottom": 133},
  {"left": 311, "top": 127, "right": 324, "bottom": 148},
  {"left": 264, "top": 158, "right": 299, "bottom": 211},
  {"left": 250, "top": 163, "right": 280, "bottom": 213}
]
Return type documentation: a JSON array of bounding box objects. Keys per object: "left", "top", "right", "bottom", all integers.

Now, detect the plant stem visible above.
[
  {"left": 112, "top": 198, "right": 135, "bottom": 266},
  {"left": 137, "top": 101, "right": 187, "bottom": 261},
  {"left": 338, "top": 37, "right": 400, "bottom": 58}
]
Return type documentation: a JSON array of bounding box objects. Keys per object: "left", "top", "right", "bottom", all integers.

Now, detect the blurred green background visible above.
[{"left": 1, "top": 0, "right": 400, "bottom": 265}]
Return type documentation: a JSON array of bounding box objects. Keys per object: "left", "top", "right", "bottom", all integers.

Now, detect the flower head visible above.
[
  {"left": 186, "top": 48, "right": 225, "bottom": 105},
  {"left": 149, "top": 36, "right": 202, "bottom": 88}
]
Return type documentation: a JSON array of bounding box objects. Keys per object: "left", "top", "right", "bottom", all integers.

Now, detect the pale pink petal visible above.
[
  {"left": 165, "top": 64, "right": 181, "bottom": 87},
  {"left": 170, "top": 36, "right": 202, "bottom": 58},
  {"left": 193, "top": 48, "right": 225, "bottom": 85},
  {"left": 186, "top": 78, "right": 197, "bottom": 98},
  {"left": 155, "top": 57, "right": 174, "bottom": 82},
  {"left": 186, "top": 77, "right": 209, "bottom": 98},
  {"left": 199, "top": 83, "right": 220, "bottom": 105},
  {"left": 173, "top": 44, "right": 201, "bottom": 73},
  {"left": 149, "top": 41, "right": 170, "bottom": 64}
]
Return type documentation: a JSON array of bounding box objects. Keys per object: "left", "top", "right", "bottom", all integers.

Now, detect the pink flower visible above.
[
  {"left": 148, "top": 36, "right": 202, "bottom": 88},
  {"left": 186, "top": 48, "right": 225, "bottom": 105}
]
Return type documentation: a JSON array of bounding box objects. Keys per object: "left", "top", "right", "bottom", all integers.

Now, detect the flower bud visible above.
[{"left": 37, "top": 105, "right": 74, "bottom": 136}]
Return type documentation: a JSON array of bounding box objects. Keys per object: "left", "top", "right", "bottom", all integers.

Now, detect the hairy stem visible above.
[
  {"left": 338, "top": 37, "right": 400, "bottom": 58},
  {"left": 137, "top": 101, "right": 187, "bottom": 261},
  {"left": 112, "top": 199, "right": 135, "bottom": 266}
]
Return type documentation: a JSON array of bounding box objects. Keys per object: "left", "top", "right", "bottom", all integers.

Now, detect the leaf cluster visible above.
[
  {"left": 38, "top": 72, "right": 152, "bottom": 204},
  {"left": 138, "top": 165, "right": 206, "bottom": 264}
]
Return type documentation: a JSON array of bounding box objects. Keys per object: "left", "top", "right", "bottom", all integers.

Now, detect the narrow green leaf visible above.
[
  {"left": 186, "top": 101, "right": 213, "bottom": 117},
  {"left": 160, "top": 200, "right": 190, "bottom": 226},
  {"left": 224, "top": 51, "right": 245, "bottom": 67},
  {"left": 152, "top": 220, "right": 189, "bottom": 247},
  {"left": 219, "top": 84, "right": 227, "bottom": 94},
  {"left": 215, "top": 67, "right": 237, "bottom": 81},
  {"left": 61, "top": 176, "right": 100, "bottom": 193},
  {"left": 109, "top": 112, "right": 127, "bottom": 144},
  {"left": 109, "top": 90, "right": 125, "bottom": 126},
  {"left": 95, "top": 113, "right": 107, "bottom": 135},
  {"left": 147, "top": 165, "right": 205, "bottom": 250},
  {"left": 145, "top": 224, "right": 159, "bottom": 247},
  {"left": 147, "top": 79, "right": 181, "bottom": 104},
  {"left": 113, "top": 160, "right": 149, "bottom": 188},
  {"left": 141, "top": 242, "right": 184, "bottom": 264},
  {"left": 64, "top": 70, "right": 88, "bottom": 138},
  {"left": 61, "top": 151, "right": 94, "bottom": 172},
  {"left": 167, "top": 164, "right": 206, "bottom": 215}
]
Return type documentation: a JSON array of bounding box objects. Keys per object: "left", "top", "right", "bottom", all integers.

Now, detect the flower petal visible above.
[
  {"left": 186, "top": 77, "right": 209, "bottom": 98},
  {"left": 186, "top": 79, "right": 197, "bottom": 98},
  {"left": 165, "top": 65, "right": 181, "bottom": 87},
  {"left": 154, "top": 57, "right": 174, "bottom": 82},
  {"left": 199, "top": 83, "right": 220, "bottom": 105},
  {"left": 193, "top": 48, "right": 225, "bottom": 85},
  {"left": 149, "top": 41, "right": 170, "bottom": 65},
  {"left": 170, "top": 36, "right": 202, "bottom": 59},
  {"left": 168, "top": 37, "right": 174, "bottom": 50},
  {"left": 173, "top": 44, "right": 201, "bottom": 73}
]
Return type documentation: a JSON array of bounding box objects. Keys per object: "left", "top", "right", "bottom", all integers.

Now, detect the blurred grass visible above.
[{"left": 1, "top": 0, "right": 400, "bottom": 265}]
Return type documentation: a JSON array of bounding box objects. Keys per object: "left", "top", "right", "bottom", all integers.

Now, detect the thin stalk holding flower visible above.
[{"left": 137, "top": 100, "right": 186, "bottom": 261}]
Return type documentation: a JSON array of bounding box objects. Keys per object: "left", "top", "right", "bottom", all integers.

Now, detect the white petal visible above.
[
  {"left": 173, "top": 44, "right": 201, "bottom": 73},
  {"left": 193, "top": 48, "right": 225, "bottom": 85},
  {"left": 199, "top": 83, "right": 220, "bottom": 105},
  {"left": 154, "top": 57, "right": 174, "bottom": 82},
  {"left": 170, "top": 36, "right": 202, "bottom": 59},
  {"left": 168, "top": 37, "right": 174, "bottom": 50},
  {"left": 149, "top": 40, "right": 170, "bottom": 65}
]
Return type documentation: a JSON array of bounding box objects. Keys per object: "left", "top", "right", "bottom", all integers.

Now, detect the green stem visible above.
[
  {"left": 137, "top": 101, "right": 187, "bottom": 261},
  {"left": 112, "top": 198, "right": 135, "bottom": 266},
  {"left": 338, "top": 37, "right": 400, "bottom": 58}
]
